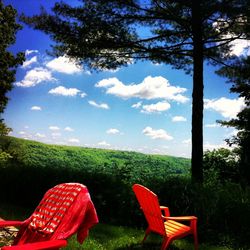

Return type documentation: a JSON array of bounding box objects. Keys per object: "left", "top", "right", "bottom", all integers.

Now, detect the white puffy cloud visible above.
[
  {"left": 106, "top": 128, "right": 120, "bottom": 134},
  {"left": 212, "top": 19, "right": 250, "bottom": 56},
  {"left": 48, "top": 86, "right": 81, "bottom": 96},
  {"left": 31, "top": 106, "right": 42, "bottom": 111},
  {"left": 203, "top": 142, "right": 230, "bottom": 151},
  {"left": 80, "top": 92, "right": 87, "bottom": 98},
  {"left": 49, "top": 126, "right": 60, "bottom": 131},
  {"left": 204, "top": 97, "right": 245, "bottom": 119},
  {"left": 131, "top": 102, "right": 142, "bottom": 109},
  {"left": 205, "top": 123, "right": 220, "bottom": 128},
  {"left": 172, "top": 116, "right": 187, "bottom": 122},
  {"left": 96, "top": 76, "right": 189, "bottom": 103},
  {"left": 230, "top": 39, "right": 250, "bottom": 56},
  {"left": 88, "top": 100, "right": 109, "bottom": 109},
  {"left": 46, "top": 56, "right": 82, "bottom": 74},
  {"left": 16, "top": 67, "right": 56, "bottom": 87},
  {"left": 35, "top": 133, "right": 46, "bottom": 138},
  {"left": 98, "top": 141, "right": 111, "bottom": 147},
  {"left": 68, "top": 138, "right": 80, "bottom": 143},
  {"left": 25, "top": 49, "right": 38, "bottom": 56},
  {"left": 142, "top": 126, "right": 173, "bottom": 140},
  {"left": 64, "top": 126, "right": 74, "bottom": 132},
  {"left": 22, "top": 56, "right": 37, "bottom": 68},
  {"left": 51, "top": 132, "right": 61, "bottom": 137},
  {"left": 182, "top": 138, "right": 191, "bottom": 144},
  {"left": 141, "top": 101, "right": 171, "bottom": 113}
]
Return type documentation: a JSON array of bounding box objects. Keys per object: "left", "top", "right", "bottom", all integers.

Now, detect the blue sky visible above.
[{"left": 3, "top": 0, "right": 248, "bottom": 158}]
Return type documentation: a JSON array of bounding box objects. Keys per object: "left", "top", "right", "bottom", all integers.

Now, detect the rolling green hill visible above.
[
  {"left": 0, "top": 135, "right": 190, "bottom": 226},
  {"left": 0, "top": 136, "right": 190, "bottom": 176}
]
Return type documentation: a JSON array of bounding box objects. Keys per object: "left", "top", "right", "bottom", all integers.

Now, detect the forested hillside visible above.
[
  {"left": 0, "top": 136, "right": 190, "bottom": 176},
  {"left": 0, "top": 135, "right": 190, "bottom": 222}
]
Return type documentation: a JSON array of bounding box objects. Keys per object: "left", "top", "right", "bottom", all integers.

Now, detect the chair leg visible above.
[
  {"left": 161, "top": 237, "right": 172, "bottom": 250},
  {"left": 193, "top": 231, "right": 198, "bottom": 250},
  {"left": 142, "top": 227, "right": 151, "bottom": 243}
]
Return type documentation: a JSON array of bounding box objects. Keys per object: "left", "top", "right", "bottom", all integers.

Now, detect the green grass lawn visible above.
[
  {"left": 0, "top": 203, "right": 232, "bottom": 250},
  {"left": 65, "top": 223, "right": 232, "bottom": 250}
]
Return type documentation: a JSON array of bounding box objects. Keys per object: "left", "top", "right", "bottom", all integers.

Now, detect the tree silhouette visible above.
[{"left": 0, "top": 2, "right": 25, "bottom": 136}]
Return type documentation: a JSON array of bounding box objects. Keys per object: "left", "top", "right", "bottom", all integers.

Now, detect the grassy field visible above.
[
  {"left": 65, "top": 223, "right": 232, "bottom": 250},
  {"left": 0, "top": 202, "right": 231, "bottom": 250}
]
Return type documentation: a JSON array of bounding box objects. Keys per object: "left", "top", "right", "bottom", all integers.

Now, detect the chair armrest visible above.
[
  {"left": 2, "top": 239, "right": 67, "bottom": 250},
  {"left": 0, "top": 221, "right": 23, "bottom": 228},
  {"left": 166, "top": 216, "right": 197, "bottom": 221},
  {"left": 160, "top": 206, "right": 170, "bottom": 217}
]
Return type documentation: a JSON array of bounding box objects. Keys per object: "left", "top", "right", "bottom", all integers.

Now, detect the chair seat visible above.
[{"left": 164, "top": 220, "right": 191, "bottom": 237}]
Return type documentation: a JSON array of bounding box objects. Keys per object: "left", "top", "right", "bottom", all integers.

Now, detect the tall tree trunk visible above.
[{"left": 191, "top": 1, "right": 204, "bottom": 183}]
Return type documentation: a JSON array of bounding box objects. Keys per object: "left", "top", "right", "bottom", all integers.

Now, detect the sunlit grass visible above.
[
  {"left": 65, "top": 224, "right": 232, "bottom": 250},
  {"left": 0, "top": 203, "right": 233, "bottom": 250}
]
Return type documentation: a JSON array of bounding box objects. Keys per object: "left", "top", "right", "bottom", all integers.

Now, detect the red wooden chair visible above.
[
  {"left": 132, "top": 184, "right": 198, "bottom": 250},
  {"left": 0, "top": 183, "right": 98, "bottom": 249}
]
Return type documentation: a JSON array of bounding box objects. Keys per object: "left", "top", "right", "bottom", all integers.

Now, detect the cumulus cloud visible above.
[
  {"left": 205, "top": 123, "right": 220, "bottom": 128},
  {"left": 172, "top": 116, "right": 187, "bottom": 122},
  {"left": 35, "top": 133, "right": 46, "bottom": 138},
  {"left": 96, "top": 76, "right": 189, "bottom": 103},
  {"left": 48, "top": 86, "right": 81, "bottom": 96},
  {"left": 46, "top": 56, "right": 82, "bottom": 74},
  {"left": 15, "top": 67, "right": 56, "bottom": 87},
  {"left": 212, "top": 19, "right": 250, "bottom": 56},
  {"left": 68, "top": 138, "right": 80, "bottom": 143},
  {"left": 204, "top": 97, "right": 245, "bottom": 119},
  {"left": 182, "top": 138, "right": 191, "bottom": 144},
  {"left": 106, "top": 128, "right": 120, "bottom": 134},
  {"left": 203, "top": 142, "right": 230, "bottom": 151},
  {"left": 49, "top": 126, "right": 60, "bottom": 131},
  {"left": 64, "top": 126, "right": 74, "bottom": 132},
  {"left": 80, "top": 92, "right": 87, "bottom": 98},
  {"left": 230, "top": 39, "right": 250, "bottom": 56},
  {"left": 31, "top": 106, "right": 42, "bottom": 111},
  {"left": 98, "top": 141, "right": 111, "bottom": 147},
  {"left": 88, "top": 100, "right": 109, "bottom": 109},
  {"left": 131, "top": 102, "right": 142, "bottom": 109},
  {"left": 142, "top": 126, "right": 173, "bottom": 140},
  {"left": 141, "top": 101, "right": 171, "bottom": 113},
  {"left": 51, "top": 132, "right": 61, "bottom": 137},
  {"left": 22, "top": 56, "right": 37, "bottom": 68},
  {"left": 25, "top": 49, "right": 38, "bottom": 56}
]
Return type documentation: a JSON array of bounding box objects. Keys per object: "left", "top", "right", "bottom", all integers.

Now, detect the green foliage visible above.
[
  {"left": 217, "top": 56, "right": 250, "bottom": 185},
  {"left": 0, "top": 2, "right": 25, "bottom": 135},
  {"left": 203, "top": 148, "right": 240, "bottom": 184}
]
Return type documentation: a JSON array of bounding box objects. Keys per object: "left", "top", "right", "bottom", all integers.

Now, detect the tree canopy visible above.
[
  {"left": 0, "top": 1, "right": 25, "bottom": 136},
  {"left": 22, "top": 0, "right": 249, "bottom": 182},
  {"left": 217, "top": 56, "right": 250, "bottom": 185}
]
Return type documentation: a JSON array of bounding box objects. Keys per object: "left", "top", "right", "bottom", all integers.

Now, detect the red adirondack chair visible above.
[
  {"left": 133, "top": 184, "right": 198, "bottom": 250},
  {"left": 0, "top": 183, "right": 98, "bottom": 249}
]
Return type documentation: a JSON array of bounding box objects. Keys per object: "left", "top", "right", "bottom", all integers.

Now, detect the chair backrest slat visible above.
[{"left": 133, "top": 184, "right": 165, "bottom": 235}]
